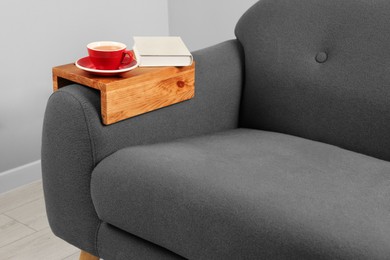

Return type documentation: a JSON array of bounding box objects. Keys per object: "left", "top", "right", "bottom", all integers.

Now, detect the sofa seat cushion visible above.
[{"left": 91, "top": 128, "right": 390, "bottom": 259}]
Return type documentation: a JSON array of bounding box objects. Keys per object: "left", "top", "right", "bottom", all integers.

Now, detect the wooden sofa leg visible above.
[{"left": 79, "top": 250, "right": 99, "bottom": 260}]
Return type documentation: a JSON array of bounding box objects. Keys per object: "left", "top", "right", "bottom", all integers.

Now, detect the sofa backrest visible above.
[{"left": 235, "top": 0, "right": 390, "bottom": 161}]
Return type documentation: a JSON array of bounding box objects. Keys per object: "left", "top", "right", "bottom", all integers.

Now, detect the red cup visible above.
[{"left": 87, "top": 41, "right": 134, "bottom": 70}]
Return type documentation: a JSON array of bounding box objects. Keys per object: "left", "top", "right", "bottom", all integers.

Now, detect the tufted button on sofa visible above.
[
  {"left": 42, "top": 0, "right": 390, "bottom": 259},
  {"left": 315, "top": 52, "right": 328, "bottom": 63}
]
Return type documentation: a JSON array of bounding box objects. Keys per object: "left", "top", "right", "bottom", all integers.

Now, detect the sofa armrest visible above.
[{"left": 41, "top": 39, "right": 244, "bottom": 255}]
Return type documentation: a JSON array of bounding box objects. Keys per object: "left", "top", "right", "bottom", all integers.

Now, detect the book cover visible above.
[{"left": 133, "top": 36, "right": 193, "bottom": 67}]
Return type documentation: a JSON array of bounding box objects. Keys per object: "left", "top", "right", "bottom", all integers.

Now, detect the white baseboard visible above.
[{"left": 0, "top": 160, "right": 42, "bottom": 194}]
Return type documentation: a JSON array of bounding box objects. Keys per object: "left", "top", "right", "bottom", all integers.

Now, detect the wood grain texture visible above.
[
  {"left": 0, "top": 226, "right": 79, "bottom": 260},
  {"left": 5, "top": 198, "right": 49, "bottom": 231},
  {"left": 52, "top": 63, "right": 195, "bottom": 125},
  {"left": 79, "top": 250, "right": 99, "bottom": 260},
  {"left": 0, "top": 181, "right": 81, "bottom": 260},
  {"left": 0, "top": 181, "right": 43, "bottom": 214},
  {"left": 0, "top": 214, "right": 35, "bottom": 248},
  {"left": 63, "top": 252, "right": 82, "bottom": 260}
]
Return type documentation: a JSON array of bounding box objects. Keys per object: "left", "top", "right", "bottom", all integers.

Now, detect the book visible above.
[{"left": 133, "top": 36, "right": 193, "bottom": 67}]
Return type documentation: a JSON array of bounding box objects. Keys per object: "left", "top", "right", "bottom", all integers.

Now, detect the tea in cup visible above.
[{"left": 87, "top": 41, "right": 134, "bottom": 70}]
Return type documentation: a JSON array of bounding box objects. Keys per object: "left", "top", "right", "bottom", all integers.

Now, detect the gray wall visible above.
[
  {"left": 0, "top": 0, "right": 169, "bottom": 173},
  {"left": 168, "top": 0, "right": 258, "bottom": 51},
  {"left": 1, "top": 0, "right": 257, "bottom": 189}
]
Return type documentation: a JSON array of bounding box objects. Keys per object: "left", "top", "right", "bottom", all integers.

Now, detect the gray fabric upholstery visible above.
[
  {"left": 41, "top": 89, "right": 101, "bottom": 255},
  {"left": 235, "top": 0, "right": 390, "bottom": 161},
  {"left": 97, "top": 223, "right": 185, "bottom": 260},
  {"left": 91, "top": 128, "right": 390, "bottom": 259},
  {"left": 78, "top": 39, "right": 243, "bottom": 165},
  {"left": 42, "top": 1, "right": 390, "bottom": 259},
  {"left": 41, "top": 39, "right": 243, "bottom": 257}
]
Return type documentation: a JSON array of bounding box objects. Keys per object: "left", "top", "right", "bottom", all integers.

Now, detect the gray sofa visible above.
[{"left": 42, "top": 0, "right": 390, "bottom": 259}]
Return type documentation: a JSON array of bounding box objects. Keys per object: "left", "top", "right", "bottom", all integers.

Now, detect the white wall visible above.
[
  {"left": 0, "top": 0, "right": 169, "bottom": 175},
  {"left": 168, "top": 0, "right": 258, "bottom": 51}
]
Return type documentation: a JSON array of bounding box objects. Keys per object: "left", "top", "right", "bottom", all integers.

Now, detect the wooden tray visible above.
[{"left": 52, "top": 63, "right": 195, "bottom": 125}]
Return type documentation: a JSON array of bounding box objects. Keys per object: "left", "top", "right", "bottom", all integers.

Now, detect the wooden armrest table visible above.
[
  {"left": 52, "top": 63, "right": 195, "bottom": 125},
  {"left": 52, "top": 64, "right": 195, "bottom": 259}
]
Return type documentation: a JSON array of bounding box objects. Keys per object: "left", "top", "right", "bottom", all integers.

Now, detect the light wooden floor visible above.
[{"left": 0, "top": 180, "right": 82, "bottom": 260}]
